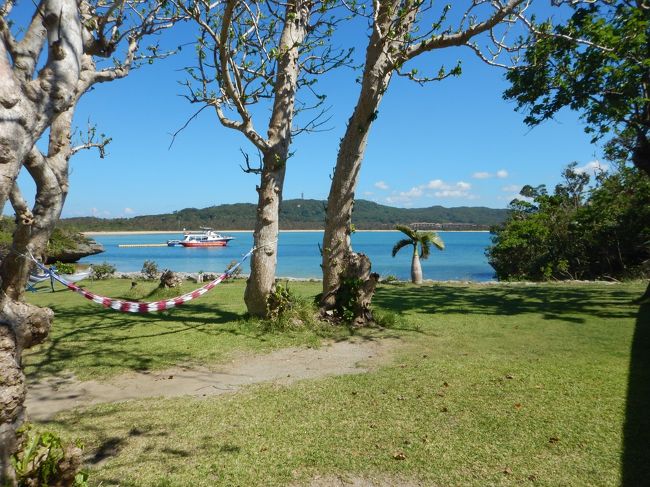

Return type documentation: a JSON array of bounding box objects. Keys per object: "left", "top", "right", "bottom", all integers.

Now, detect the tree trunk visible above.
[
  {"left": 243, "top": 0, "right": 309, "bottom": 317},
  {"left": 411, "top": 247, "right": 423, "bottom": 284},
  {"left": 245, "top": 162, "right": 286, "bottom": 316},
  {"left": 0, "top": 298, "right": 53, "bottom": 485},
  {"left": 320, "top": 28, "right": 393, "bottom": 320},
  {"left": 1, "top": 110, "right": 72, "bottom": 301}
]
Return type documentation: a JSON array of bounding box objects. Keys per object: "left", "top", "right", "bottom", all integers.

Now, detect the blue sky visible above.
[{"left": 11, "top": 2, "right": 605, "bottom": 218}]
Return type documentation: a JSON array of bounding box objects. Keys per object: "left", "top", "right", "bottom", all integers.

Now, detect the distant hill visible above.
[{"left": 59, "top": 199, "right": 508, "bottom": 231}]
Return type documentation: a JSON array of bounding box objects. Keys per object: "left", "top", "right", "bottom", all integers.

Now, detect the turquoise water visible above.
[{"left": 79, "top": 231, "right": 496, "bottom": 281}]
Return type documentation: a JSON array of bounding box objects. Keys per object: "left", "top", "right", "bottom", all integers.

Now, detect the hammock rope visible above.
[{"left": 29, "top": 246, "right": 257, "bottom": 313}]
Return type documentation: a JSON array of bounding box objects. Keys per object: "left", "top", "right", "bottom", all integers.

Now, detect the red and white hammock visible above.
[{"left": 32, "top": 248, "right": 254, "bottom": 313}]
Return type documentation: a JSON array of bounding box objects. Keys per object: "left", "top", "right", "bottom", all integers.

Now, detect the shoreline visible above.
[{"left": 84, "top": 229, "right": 490, "bottom": 236}]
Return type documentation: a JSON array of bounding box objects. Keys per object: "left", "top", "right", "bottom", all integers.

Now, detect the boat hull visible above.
[{"left": 180, "top": 240, "right": 231, "bottom": 248}]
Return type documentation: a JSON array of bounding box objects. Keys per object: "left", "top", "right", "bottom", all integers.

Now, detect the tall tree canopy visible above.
[
  {"left": 505, "top": 0, "right": 650, "bottom": 175},
  {"left": 320, "top": 0, "right": 531, "bottom": 324},
  {"left": 487, "top": 163, "right": 650, "bottom": 281},
  {"left": 175, "top": 0, "right": 350, "bottom": 316},
  {"left": 0, "top": 0, "right": 179, "bottom": 482}
]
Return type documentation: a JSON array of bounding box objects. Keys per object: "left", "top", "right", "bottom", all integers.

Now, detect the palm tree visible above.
[{"left": 392, "top": 225, "right": 445, "bottom": 284}]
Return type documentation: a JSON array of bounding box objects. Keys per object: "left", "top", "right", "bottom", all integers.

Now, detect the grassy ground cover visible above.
[
  {"left": 24, "top": 278, "right": 342, "bottom": 380},
  {"left": 24, "top": 279, "right": 648, "bottom": 486}
]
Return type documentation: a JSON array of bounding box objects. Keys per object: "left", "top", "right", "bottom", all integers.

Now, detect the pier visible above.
[{"left": 117, "top": 243, "right": 168, "bottom": 248}]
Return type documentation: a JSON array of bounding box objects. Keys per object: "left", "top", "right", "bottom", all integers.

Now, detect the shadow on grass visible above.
[
  {"left": 622, "top": 301, "right": 650, "bottom": 485},
  {"left": 25, "top": 302, "right": 251, "bottom": 379},
  {"left": 373, "top": 284, "right": 637, "bottom": 324}
]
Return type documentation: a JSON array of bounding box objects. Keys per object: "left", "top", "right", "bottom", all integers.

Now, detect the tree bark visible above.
[
  {"left": 320, "top": 27, "right": 393, "bottom": 314},
  {"left": 1, "top": 109, "right": 72, "bottom": 301},
  {"left": 244, "top": 0, "right": 310, "bottom": 317},
  {"left": 245, "top": 161, "right": 286, "bottom": 315},
  {"left": 411, "top": 247, "right": 423, "bottom": 284},
  {"left": 0, "top": 0, "right": 82, "bottom": 210},
  {"left": 0, "top": 299, "right": 53, "bottom": 485}
]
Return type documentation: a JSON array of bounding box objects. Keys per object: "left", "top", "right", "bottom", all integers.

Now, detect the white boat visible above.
[{"left": 168, "top": 228, "right": 234, "bottom": 248}]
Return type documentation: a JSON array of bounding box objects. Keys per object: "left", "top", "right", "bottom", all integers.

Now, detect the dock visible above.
[{"left": 118, "top": 243, "right": 168, "bottom": 248}]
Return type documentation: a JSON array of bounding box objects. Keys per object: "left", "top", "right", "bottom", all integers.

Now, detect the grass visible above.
[
  {"left": 24, "top": 279, "right": 648, "bottom": 486},
  {"left": 24, "top": 278, "right": 342, "bottom": 380}
]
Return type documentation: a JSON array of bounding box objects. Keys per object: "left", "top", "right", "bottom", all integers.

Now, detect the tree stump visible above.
[
  {"left": 159, "top": 270, "right": 182, "bottom": 289},
  {"left": 322, "top": 251, "right": 379, "bottom": 327}
]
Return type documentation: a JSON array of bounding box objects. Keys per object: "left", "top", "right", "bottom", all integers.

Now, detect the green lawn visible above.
[{"left": 24, "top": 279, "right": 649, "bottom": 486}]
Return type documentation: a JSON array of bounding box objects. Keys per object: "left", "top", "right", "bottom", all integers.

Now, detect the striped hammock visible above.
[{"left": 31, "top": 248, "right": 253, "bottom": 314}]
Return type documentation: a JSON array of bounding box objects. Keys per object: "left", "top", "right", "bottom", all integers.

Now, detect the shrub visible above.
[
  {"left": 91, "top": 262, "right": 116, "bottom": 280},
  {"left": 52, "top": 261, "right": 75, "bottom": 275},
  {"left": 12, "top": 424, "right": 88, "bottom": 487},
  {"left": 141, "top": 260, "right": 159, "bottom": 280},
  {"left": 263, "top": 282, "right": 319, "bottom": 332},
  {"left": 225, "top": 260, "right": 243, "bottom": 278}
]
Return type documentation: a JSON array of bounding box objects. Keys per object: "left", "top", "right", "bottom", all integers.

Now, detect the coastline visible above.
[{"left": 84, "top": 229, "right": 490, "bottom": 236}]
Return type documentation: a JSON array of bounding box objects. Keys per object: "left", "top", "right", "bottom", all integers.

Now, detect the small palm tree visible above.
[{"left": 391, "top": 225, "right": 445, "bottom": 284}]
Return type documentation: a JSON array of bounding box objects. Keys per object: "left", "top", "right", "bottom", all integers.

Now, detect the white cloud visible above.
[
  {"left": 384, "top": 179, "right": 476, "bottom": 205},
  {"left": 91, "top": 208, "right": 110, "bottom": 217},
  {"left": 124, "top": 207, "right": 134, "bottom": 214},
  {"left": 374, "top": 181, "right": 389, "bottom": 190},
  {"left": 434, "top": 190, "right": 465, "bottom": 198},
  {"left": 501, "top": 184, "right": 521, "bottom": 193},
  {"left": 575, "top": 160, "right": 609, "bottom": 175},
  {"left": 425, "top": 179, "right": 446, "bottom": 189},
  {"left": 401, "top": 187, "right": 424, "bottom": 198},
  {"left": 473, "top": 169, "right": 509, "bottom": 180}
]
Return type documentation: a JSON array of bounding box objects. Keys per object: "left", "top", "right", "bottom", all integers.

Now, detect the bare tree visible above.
[
  {"left": 176, "top": 0, "right": 350, "bottom": 316},
  {"left": 320, "top": 0, "right": 530, "bottom": 324},
  {"left": 0, "top": 0, "right": 179, "bottom": 481}
]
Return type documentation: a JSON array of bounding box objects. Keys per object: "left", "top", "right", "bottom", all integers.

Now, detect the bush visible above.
[
  {"left": 141, "top": 260, "right": 159, "bottom": 280},
  {"left": 51, "top": 261, "right": 75, "bottom": 275},
  {"left": 91, "top": 262, "right": 116, "bottom": 280},
  {"left": 12, "top": 424, "right": 88, "bottom": 487},
  {"left": 262, "top": 282, "right": 319, "bottom": 332},
  {"left": 225, "top": 260, "right": 243, "bottom": 278}
]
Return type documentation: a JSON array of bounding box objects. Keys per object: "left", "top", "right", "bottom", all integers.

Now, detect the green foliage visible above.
[
  {"left": 335, "top": 276, "right": 364, "bottom": 324},
  {"left": 12, "top": 424, "right": 88, "bottom": 487},
  {"left": 505, "top": 2, "right": 650, "bottom": 174},
  {"left": 488, "top": 164, "right": 650, "bottom": 281},
  {"left": 56, "top": 199, "right": 508, "bottom": 231},
  {"left": 47, "top": 228, "right": 93, "bottom": 257},
  {"left": 52, "top": 261, "right": 76, "bottom": 275},
  {"left": 141, "top": 260, "right": 159, "bottom": 280},
  {"left": 392, "top": 224, "right": 444, "bottom": 259},
  {"left": 225, "top": 260, "right": 243, "bottom": 278},
  {"left": 91, "top": 262, "right": 116, "bottom": 280},
  {"left": 263, "top": 282, "right": 319, "bottom": 332}
]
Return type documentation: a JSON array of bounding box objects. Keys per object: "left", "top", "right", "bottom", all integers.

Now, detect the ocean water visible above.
[{"left": 79, "top": 231, "right": 496, "bottom": 282}]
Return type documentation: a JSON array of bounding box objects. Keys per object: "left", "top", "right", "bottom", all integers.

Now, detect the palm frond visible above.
[
  {"left": 419, "top": 232, "right": 445, "bottom": 259},
  {"left": 392, "top": 238, "right": 413, "bottom": 257},
  {"left": 395, "top": 224, "right": 417, "bottom": 241}
]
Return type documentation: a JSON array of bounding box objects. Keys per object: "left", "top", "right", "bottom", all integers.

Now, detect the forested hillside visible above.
[{"left": 58, "top": 199, "right": 508, "bottom": 231}]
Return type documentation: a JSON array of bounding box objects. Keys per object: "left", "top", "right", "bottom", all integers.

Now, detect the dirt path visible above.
[{"left": 26, "top": 339, "right": 396, "bottom": 421}]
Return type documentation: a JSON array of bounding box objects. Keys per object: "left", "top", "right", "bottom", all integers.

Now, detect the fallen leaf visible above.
[
  {"left": 393, "top": 451, "right": 406, "bottom": 460},
  {"left": 436, "top": 391, "right": 445, "bottom": 397},
  {"left": 503, "top": 467, "right": 512, "bottom": 475},
  {"left": 514, "top": 403, "right": 522, "bottom": 410}
]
